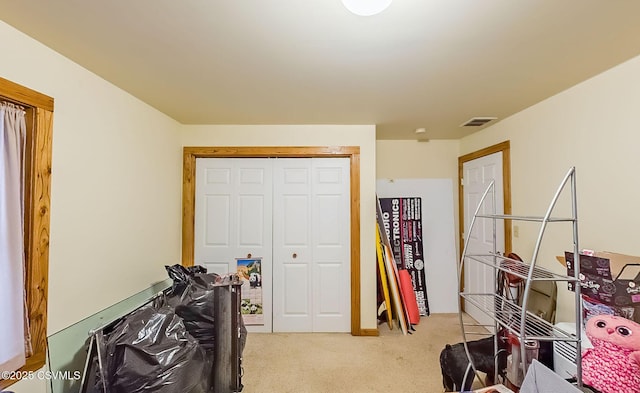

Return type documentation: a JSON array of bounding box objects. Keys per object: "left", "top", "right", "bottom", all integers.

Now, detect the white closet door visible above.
[
  {"left": 272, "top": 158, "right": 350, "bottom": 332},
  {"left": 194, "top": 158, "right": 273, "bottom": 333},
  {"left": 311, "top": 158, "right": 351, "bottom": 332},
  {"left": 272, "top": 159, "right": 313, "bottom": 332},
  {"left": 196, "top": 157, "right": 350, "bottom": 333}
]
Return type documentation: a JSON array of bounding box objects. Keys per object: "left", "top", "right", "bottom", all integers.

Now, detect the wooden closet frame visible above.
[{"left": 181, "top": 146, "right": 375, "bottom": 336}]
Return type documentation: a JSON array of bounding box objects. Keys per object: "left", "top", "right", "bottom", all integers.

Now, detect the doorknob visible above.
[{"left": 292, "top": 253, "right": 297, "bottom": 259}]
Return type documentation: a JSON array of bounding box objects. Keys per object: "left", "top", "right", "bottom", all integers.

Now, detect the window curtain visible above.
[{"left": 0, "top": 102, "right": 27, "bottom": 373}]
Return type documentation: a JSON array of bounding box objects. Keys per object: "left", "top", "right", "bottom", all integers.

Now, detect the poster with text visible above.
[
  {"left": 236, "top": 258, "right": 263, "bottom": 325},
  {"left": 379, "top": 197, "right": 430, "bottom": 315}
]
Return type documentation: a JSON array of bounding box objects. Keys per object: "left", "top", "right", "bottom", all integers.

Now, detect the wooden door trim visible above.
[
  {"left": 458, "top": 141, "right": 512, "bottom": 307},
  {"left": 182, "top": 146, "right": 366, "bottom": 336}
]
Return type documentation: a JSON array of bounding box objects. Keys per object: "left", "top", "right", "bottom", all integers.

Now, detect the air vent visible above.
[{"left": 460, "top": 117, "right": 497, "bottom": 127}]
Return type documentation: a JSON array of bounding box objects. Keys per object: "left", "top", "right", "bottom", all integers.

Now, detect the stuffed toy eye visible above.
[
  {"left": 616, "top": 326, "right": 631, "bottom": 336},
  {"left": 596, "top": 320, "right": 607, "bottom": 328}
]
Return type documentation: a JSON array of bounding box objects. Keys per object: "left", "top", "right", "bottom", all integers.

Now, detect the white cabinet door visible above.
[
  {"left": 462, "top": 152, "right": 504, "bottom": 330},
  {"left": 272, "top": 158, "right": 351, "bottom": 332},
  {"left": 194, "top": 158, "right": 273, "bottom": 333}
]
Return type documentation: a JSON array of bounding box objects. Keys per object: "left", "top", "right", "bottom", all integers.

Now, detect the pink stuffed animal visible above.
[{"left": 582, "top": 314, "right": 640, "bottom": 393}]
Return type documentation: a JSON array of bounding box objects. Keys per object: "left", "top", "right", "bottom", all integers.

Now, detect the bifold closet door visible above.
[
  {"left": 272, "top": 158, "right": 351, "bottom": 333},
  {"left": 195, "top": 157, "right": 350, "bottom": 333},
  {"left": 194, "top": 158, "right": 273, "bottom": 333}
]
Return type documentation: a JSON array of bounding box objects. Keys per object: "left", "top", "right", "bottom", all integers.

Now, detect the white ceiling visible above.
[{"left": 2, "top": 0, "right": 640, "bottom": 140}]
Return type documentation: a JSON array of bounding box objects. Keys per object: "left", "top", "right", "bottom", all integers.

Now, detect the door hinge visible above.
[{"left": 460, "top": 178, "right": 464, "bottom": 186}]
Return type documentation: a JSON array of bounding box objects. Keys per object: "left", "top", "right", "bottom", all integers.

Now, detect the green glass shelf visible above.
[{"left": 46, "top": 278, "right": 172, "bottom": 393}]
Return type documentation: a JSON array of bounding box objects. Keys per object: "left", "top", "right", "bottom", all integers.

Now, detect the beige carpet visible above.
[{"left": 241, "top": 313, "right": 491, "bottom": 393}]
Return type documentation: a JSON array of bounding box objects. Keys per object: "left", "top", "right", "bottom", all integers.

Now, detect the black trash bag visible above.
[
  {"left": 165, "top": 264, "right": 248, "bottom": 385},
  {"left": 104, "top": 303, "right": 207, "bottom": 393},
  {"left": 165, "top": 264, "right": 219, "bottom": 351},
  {"left": 166, "top": 264, "right": 209, "bottom": 294}
]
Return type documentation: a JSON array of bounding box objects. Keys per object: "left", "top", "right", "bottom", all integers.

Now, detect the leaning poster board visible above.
[
  {"left": 379, "top": 197, "right": 429, "bottom": 316},
  {"left": 376, "top": 178, "right": 458, "bottom": 314}
]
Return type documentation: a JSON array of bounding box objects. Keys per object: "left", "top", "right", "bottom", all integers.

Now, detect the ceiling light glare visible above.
[{"left": 341, "top": 0, "right": 393, "bottom": 16}]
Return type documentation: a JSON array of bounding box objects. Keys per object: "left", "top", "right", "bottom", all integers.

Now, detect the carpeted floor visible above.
[{"left": 241, "top": 313, "right": 490, "bottom": 393}]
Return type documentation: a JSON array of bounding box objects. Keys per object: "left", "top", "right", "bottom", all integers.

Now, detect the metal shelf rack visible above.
[{"left": 457, "top": 166, "right": 583, "bottom": 389}]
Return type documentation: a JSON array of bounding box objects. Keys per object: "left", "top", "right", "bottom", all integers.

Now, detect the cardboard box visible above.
[{"left": 560, "top": 251, "right": 640, "bottom": 323}]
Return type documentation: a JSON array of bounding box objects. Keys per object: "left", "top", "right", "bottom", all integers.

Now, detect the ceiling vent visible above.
[{"left": 460, "top": 117, "right": 497, "bottom": 127}]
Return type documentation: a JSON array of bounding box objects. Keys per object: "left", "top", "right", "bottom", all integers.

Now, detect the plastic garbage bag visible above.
[
  {"left": 104, "top": 303, "right": 207, "bottom": 393},
  {"left": 165, "top": 264, "right": 219, "bottom": 350},
  {"left": 165, "top": 264, "right": 248, "bottom": 354}
]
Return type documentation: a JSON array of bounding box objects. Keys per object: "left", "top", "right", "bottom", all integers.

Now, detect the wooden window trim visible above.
[{"left": 0, "top": 77, "right": 53, "bottom": 389}]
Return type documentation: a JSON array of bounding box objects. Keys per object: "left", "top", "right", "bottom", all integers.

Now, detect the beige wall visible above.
[
  {"left": 460, "top": 54, "right": 640, "bottom": 323},
  {"left": 181, "top": 124, "right": 378, "bottom": 329},
  {"left": 376, "top": 140, "right": 459, "bottom": 180},
  {"left": 376, "top": 139, "right": 461, "bottom": 251},
  {"left": 2, "top": 20, "right": 182, "bottom": 393}
]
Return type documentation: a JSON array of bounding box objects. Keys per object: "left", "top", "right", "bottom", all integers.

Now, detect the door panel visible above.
[
  {"left": 316, "top": 195, "right": 341, "bottom": 245},
  {"left": 204, "top": 195, "right": 231, "bottom": 246},
  {"left": 283, "top": 195, "right": 310, "bottom": 245},
  {"left": 238, "top": 195, "right": 265, "bottom": 246},
  {"left": 273, "top": 159, "right": 313, "bottom": 332},
  {"left": 195, "top": 158, "right": 273, "bottom": 333},
  {"left": 316, "top": 262, "right": 342, "bottom": 313},
  {"left": 272, "top": 158, "right": 351, "bottom": 332},
  {"left": 311, "top": 158, "right": 350, "bottom": 332},
  {"left": 463, "top": 152, "right": 504, "bottom": 330},
  {"left": 283, "top": 264, "right": 311, "bottom": 314}
]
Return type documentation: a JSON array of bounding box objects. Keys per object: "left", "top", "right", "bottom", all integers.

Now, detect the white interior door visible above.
[
  {"left": 462, "top": 152, "right": 504, "bottom": 329},
  {"left": 272, "top": 158, "right": 350, "bottom": 332},
  {"left": 194, "top": 158, "right": 273, "bottom": 333}
]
